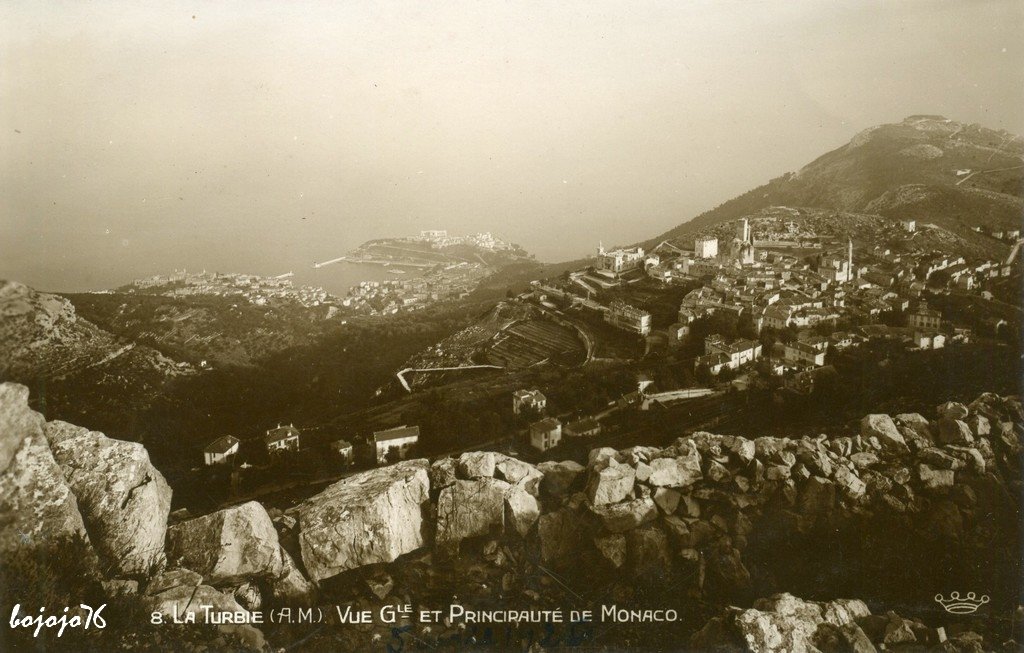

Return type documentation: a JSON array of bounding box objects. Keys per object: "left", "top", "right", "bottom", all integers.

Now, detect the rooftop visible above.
[
  {"left": 204, "top": 435, "right": 239, "bottom": 455},
  {"left": 264, "top": 424, "right": 299, "bottom": 444},
  {"left": 530, "top": 417, "right": 562, "bottom": 433},
  {"left": 374, "top": 425, "right": 420, "bottom": 442}
]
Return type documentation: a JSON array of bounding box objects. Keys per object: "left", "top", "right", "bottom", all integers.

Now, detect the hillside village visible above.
[{"left": 176, "top": 208, "right": 1022, "bottom": 514}]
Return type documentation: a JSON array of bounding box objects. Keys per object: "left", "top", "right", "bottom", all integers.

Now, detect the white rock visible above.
[
  {"left": 46, "top": 421, "right": 171, "bottom": 576},
  {"left": 298, "top": 460, "right": 430, "bottom": 581}
]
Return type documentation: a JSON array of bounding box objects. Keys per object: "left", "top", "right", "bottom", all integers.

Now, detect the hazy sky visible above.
[{"left": 3, "top": 0, "right": 1023, "bottom": 291}]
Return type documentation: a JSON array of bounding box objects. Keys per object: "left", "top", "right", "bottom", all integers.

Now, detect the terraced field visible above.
[{"left": 483, "top": 318, "right": 586, "bottom": 367}]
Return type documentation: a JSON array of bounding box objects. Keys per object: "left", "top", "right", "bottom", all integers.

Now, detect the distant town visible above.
[{"left": 183, "top": 210, "right": 1020, "bottom": 510}]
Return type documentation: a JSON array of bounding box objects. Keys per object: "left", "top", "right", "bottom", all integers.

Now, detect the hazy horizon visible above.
[{"left": 3, "top": 0, "right": 1023, "bottom": 292}]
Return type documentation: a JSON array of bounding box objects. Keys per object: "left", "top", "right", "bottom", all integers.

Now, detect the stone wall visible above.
[{"left": 1, "top": 381, "right": 1019, "bottom": 651}]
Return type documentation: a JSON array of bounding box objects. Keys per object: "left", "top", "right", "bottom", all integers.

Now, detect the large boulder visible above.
[
  {"left": 495, "top": 458, "right": 543, "bottom": 496},
  {"left": 937, "top": 401, "right": 969, "bottom": 421},
  {"left": 167, "top": 501, "right": 283, "bottom": 585},
  {"left": 860, "top": 415, "right": 908, "bottom": 454},
  {"left": 0, "top": 430, "right": 92, "bottom": 555},
  {"left": 456, "top": 451, "right": 496, "bottom": 479},
  {"left": 0, "top": 383, "right": 37, "bottom": 473},
  {"left": 0, "top": 390, "right": 91, "bottom": 562},
  {"left": 894, "top": 413, "right": 935, "bottom": 449},
  {"left": 46, "top": 421, "right": 172, "bottom": 576},
  {"left": 428, "top": 458, "right": 458, "bottom": 489},
  {"left": 504, "top": 484, "right": 540, "bottom": 536},
  {"left": 937, "top": 418, "right": 974, "bottom": 446},
  {"left": 537, "top": 460, "right": 584, "bottom": 497},
  {"left": 646, "top": 454, "right": 702, "bottom": 488},
  {"left": 143, "top": 567, "right": 248, "bottom": 621},
  {"left": 626, "top": 526, "right": 672, "bottom": 575},
  {"left": 268, "top": 548, "right": 317, "bottom": 606},
  {"left": 591, "top": 497, "right": 658, "bottom": 533},
  {"left": 538, "top": 508, "right": 587, "bottom": 563},
  {"left": 690, "top": 593, "right": 871, "bottom": 653},
  {"left": 297, "top": 460, "right": 430, "bottom": 581},
  {"left": 586, "top": 461, "right": 635, "bottom": 505},
  {"left": 435, "top": 478, "right": 510, "bottom": 547}
]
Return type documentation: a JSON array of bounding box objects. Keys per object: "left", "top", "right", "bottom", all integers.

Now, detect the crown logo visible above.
[{"left": 934, "top": 592, "right": 989, "bottom": 614}]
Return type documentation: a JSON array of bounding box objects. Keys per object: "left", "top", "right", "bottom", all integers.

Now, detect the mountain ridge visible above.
[{"left": 640, "top": 115, "right": 1023, "bottom": 251}]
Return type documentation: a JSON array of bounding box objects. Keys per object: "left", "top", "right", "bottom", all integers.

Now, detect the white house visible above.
[
  {"left": 204, "top": 435, "right": 240, "bottom": 465},
  {"left": 373, "top": 425, "right": 420, "bottom": 464},
  {"left": 264, "top": 424, "right": 300, "bottom": 453},
  {"left": 512, "top": 389, "right": 547, "bottom": 415},
  {"left": 529, "top": 418, "right": 562, "bottom": 452}
]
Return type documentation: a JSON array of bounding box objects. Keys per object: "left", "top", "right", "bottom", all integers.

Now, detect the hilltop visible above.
[{"left": 649, "top": 116, "right": 1023, "bottom": 248}]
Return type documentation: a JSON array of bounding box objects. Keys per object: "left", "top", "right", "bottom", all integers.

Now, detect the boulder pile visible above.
[
  {"left": 692, "top": 592, "right": 991, "bottom": 653},
  {"left": 1, "top": 381, "right": 1019, "bottom": 652}
]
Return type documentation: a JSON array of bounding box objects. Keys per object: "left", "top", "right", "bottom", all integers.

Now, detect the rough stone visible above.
[
  {"left": 46, "top": 421, "right": 172, "bottom": 577},
  {"left": 918, "top": 464, "right": 955, "bottom": 492},
  {"left": 504, "top": 483, "right": 540, "bottom": 537},
  {"left": 537, "top": 460, "right": 584, "bottom": 497},
  {"left": 850, "top": 452, "right": 879, "bottom": 470},
  {"left": 297, "top": 460, "right": 429, "bottom": 581},
  {"left": 833, "top": 466, "right": 867, "bottom": 500},
  {"left": 653, "top": 487, "right": 681, "bottom": 514},
  {"left": 646, "top": 454, "right": 702, "bottom": 488},
  {"left": 937, "top": 401, "right": 969, "bottom": 421},
  {"left": 233, "top": 582, "right": 261, "bottom": 611},
  {"left": 588, "top": 447, "right": 618, "bottom": 467},
  {"left": 167, "top": 501, "right": 283, "bottom": 585},
  {"left": 538, "top": 508, "right": 585, "bottom": 563},
  {"left": 586, "top": 462, "right": 635, "bottom": 505},
  {"left": 627, "top": 526, "right": 672, "bottom": 574},
  {"left": 691, "top": 593, "right": 871, "bottom": 653},
  {"left": 591, "top": 497, "right": 658, "bottom": 533},
  {"left": 269, "top": 547, "right": 317, "bottom": 605},
  {"left": 0, "top": 383, "right": 37, "bottom": 473},
  {"left": 594, "top": 533, "right": 627, "bottom": 568},
  {"left": 860, "top": 414, "right": 908, "bottom": 454},
  {"left": 799, "top": 476, "right": 836, "bottom": 516},
  {"left": 436, "top": 478, "right": 510, "bottom": 546},
  {"left": 144, "top": 568, "right": 248, "bottom": 621},
  {"left": 495, "top": 458, "right": 542, "bottom": 496},
  {"left": 428, "top": 458, "right": 457, "bottom": 489},
  {"left": 457, "top": 451, "right": 496, "bottom": 479},
  {"left": 937, "top": 418, "right": 974, "bottom": 446},
  {"left": 966, "top": 414, "right": 990, "bottom": 438},
  {"left": 0, "top": 412, "right": 91, "bottom": 563}
]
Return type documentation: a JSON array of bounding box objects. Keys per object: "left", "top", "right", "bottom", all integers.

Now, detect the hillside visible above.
[
  {"left": 649, "top": 116, "right": 1023, "bottom": 248},
  {"left": 0, "top": 280, "right": 192, "bottom": 431}
]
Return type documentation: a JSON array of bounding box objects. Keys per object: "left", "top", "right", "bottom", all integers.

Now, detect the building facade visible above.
[
  {"left": 512, "top": 389, "right": 547, "bottom": 415},
  {"left": 204, "top": 435, "right": 240, "bottom": 465},
  {"left": 597, "top": 245, "right": 645, "bottom": 275},
  {"left": 529, "top": 418, "right": 562, "bottom": 451},
  {"left": 605, "top": 300, "right": 652, "bottom": 335},
  {"left": 373, "top": 425, "right": 420, "bottom": 464},
  {"left": 264, "top": 424, "right": 300, "bottom": 453},
  {"left": 694, "top": 236, "right": 719, "bottom": 259}
]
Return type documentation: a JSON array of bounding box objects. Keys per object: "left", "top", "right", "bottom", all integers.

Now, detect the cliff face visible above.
[{"left": 0, "top": 381, "right": 1020, "bottom": 651}]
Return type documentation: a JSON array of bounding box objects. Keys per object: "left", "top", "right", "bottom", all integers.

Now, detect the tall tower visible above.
[
  {"left": 739, "top": 219, "right": 750, "bottom": 243},
  {"left": 847, "top": 237, "right": 853, "bottom": 276}
]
